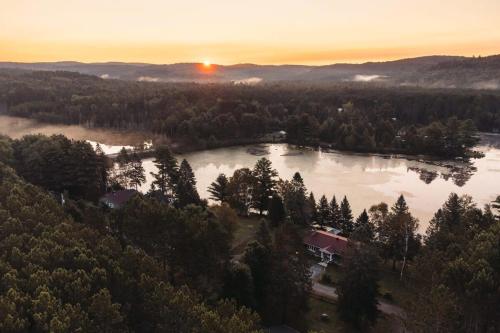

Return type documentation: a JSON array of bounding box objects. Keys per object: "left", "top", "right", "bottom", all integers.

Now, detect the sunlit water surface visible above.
[{"left": 1, "top": 115, "right": 499, "bottom": 232}]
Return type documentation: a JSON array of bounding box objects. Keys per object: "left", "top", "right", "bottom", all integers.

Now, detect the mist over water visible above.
[{"left": 0, "top": 115, "right": 150, "bottom": 153}]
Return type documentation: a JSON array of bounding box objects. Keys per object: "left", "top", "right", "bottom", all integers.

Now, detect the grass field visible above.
[
  {"left": 231, "top": 214, "right": 263, "bottom": 254},
  {"left": 307, "top": 296, "right": 401, "bottom": 333}
]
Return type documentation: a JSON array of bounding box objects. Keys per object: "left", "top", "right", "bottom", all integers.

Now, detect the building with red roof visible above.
[{"left": 303, "top": 230, "right": 349, "bottom": 264}]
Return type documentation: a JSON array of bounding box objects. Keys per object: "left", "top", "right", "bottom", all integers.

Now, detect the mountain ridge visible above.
[{"left": 1, "top": 54, "right": 499, "bottom": 89}]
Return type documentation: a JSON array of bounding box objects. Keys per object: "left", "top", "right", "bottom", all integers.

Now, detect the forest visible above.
[
  {"left": 1, "top": 70, "right": 500, "bottom": 157},
  {"left": 0, "top": 133, "right": 499, "bottom": 332}
]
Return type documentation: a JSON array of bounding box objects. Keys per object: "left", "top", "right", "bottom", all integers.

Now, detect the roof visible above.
[
  {"left": 101, "top": 189, "right": 138, "bottom": 207},
  {"left": 303, "top": 230, "right": 349, "bottom": 254}
]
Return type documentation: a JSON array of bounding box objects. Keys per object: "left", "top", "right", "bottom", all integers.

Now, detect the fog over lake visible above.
[{"left": 1, "top": 115, "right": 499, "bottom": 233}]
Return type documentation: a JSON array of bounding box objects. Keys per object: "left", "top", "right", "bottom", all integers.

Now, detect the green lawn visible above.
[
  {"left": 306, "top": 296, "right": 343, "bottom": 333},
  {"left": 231, "top": 214, "right": 263, "bottom": 254},
  {"left": 307, "top": 297, "right": 400, "bottom": 333}
]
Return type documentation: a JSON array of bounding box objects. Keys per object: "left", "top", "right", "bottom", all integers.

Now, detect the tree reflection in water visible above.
[{"left": 408, "top": 163, "right": 476, "bottom": 187}]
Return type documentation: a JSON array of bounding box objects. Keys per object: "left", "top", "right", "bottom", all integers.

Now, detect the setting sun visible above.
[{"left": 203, "top": 60, "right": 211, "bottom": 67}]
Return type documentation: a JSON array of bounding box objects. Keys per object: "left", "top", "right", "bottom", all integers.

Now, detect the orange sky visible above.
[{"left": 1, "top": 0, "right": 500, "bottom": 65}]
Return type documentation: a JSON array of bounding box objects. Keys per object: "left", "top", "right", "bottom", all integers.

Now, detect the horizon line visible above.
[{"left": 1, "top": 53, "right": 499, "bottom": 67}]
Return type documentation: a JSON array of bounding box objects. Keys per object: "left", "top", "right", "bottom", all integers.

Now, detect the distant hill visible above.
[{"left": 1, "top": 54, "right": 499, "bottom": 89}]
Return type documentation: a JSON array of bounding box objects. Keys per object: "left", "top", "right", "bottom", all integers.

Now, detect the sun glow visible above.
[{"left": 203, "top": 60, "right": 211, "bottom": 67}]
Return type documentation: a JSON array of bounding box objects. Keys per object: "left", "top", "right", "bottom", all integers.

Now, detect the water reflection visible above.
[
  {"left": 143, "top": 142, "right": 500, "bottom": 233},
  {"left": 2, "top": 115, "right": 499, "bottom": 232}
]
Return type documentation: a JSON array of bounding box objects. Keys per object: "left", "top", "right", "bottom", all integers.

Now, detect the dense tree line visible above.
[
  {"left": 407, "top": 194, "right": 500, "bottom": 332},
  {"left": 2, "top": 132, "right": 500, "bottom": 331},
  {"left": 6, "top": 134, "right": 108, "bottom": 202},
  {"left": 0, "top": 162, "right": 261, "bottom": 332},
  {"left": 1, "top": 70, "right": 499, "bottom": 157},
  {"left": 0, "top": 136, "right": 313, "bottom": 331}
]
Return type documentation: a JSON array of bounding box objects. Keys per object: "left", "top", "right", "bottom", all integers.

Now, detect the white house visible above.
[{"left": 303, "top": 230, "right": 349, "bottom": 264}]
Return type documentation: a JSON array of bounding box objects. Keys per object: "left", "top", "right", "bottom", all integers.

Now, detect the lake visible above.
[
  {"left": 1, "top": 115, "right": 499, "bottom": 232},
  {"left": 139, "top": 141, "right": 500, "bottom": 232}
]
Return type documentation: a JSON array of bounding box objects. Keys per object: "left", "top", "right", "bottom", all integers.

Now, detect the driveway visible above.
[{"left": 310, "top": 263, "right": 324, "bottom": 281}]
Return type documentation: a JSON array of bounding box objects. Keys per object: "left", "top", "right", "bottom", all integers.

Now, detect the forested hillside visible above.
[
  {"left": 0, "top": 162, "right": 262, "bottom": 332},
  {"left": 1, "top": 70, "right": 499, "bottom": 157},
  {"left": 0, "top": 133, "right": 499, "bottom": 332},
  {"left": 1, "top": 55, "right": 500, "bottom": 89}
]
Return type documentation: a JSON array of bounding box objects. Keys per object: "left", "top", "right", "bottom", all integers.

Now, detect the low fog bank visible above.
[{"left": 0, "top": 115, "right": 152, "bottom": 147}]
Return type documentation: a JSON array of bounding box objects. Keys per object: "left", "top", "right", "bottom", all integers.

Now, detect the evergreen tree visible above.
[
  {"left": 340, "top": 196, "right": 354, "bottom": 236},
  {"left": 208, "top": 173, "right": 229, "bottom": 203},
  {"left": 492, "top": 195, "right": 500, "bottom": 219},
  {"left": 330, "top": 196, "right": 341, "bottom": 229},
  {"left": 227, "top": 168, "right": 255, "bottom": 216},
  {"left": 278, "top": 172, "right": 309, "bottom": 225},
  {"left": 380, "top": 195, "right": 419, "bottom": 275},
  {"left": 94, "top": 143, "right": 109, "bottom": 194},
  {"left": 352, "top": 209, "right": 374, "bottom": 242},
  {"left": 317, "top": 195, "right": 331, "bottom": 226},
  {"left": 150, "top": 146, "right": 178, "bottom": 202},
  {"left": 252, "top": 158, "right": 278, "bottom": 215},
  {"left": 176, "top": 159, "right": 201, "bottom": 207},
  {"left": 308, "top": 192, "right": 318, "bottom": 223},
  {"left": 268, "top": 194, "right": 286, "bottom": 227},
  {"left": 243, "top": 241, "right": 272, "bottom": 316},
  {"left": 223, "top": 263, "right": 256, "bottom": 309},
  {"left": 337, "top": 245, "right": 380, "bottom": 329},
  {"left": 127, "top": 151, "right": 145, "bottom": 190},
  {"left": 264, "top": 223, "right": 311, "bottom": 330},
  {"left": 116, "top": 146, "right": 130, "bottom": 166}
]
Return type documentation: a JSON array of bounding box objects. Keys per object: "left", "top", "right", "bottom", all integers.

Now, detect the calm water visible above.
[
  {"left": 1, "top": 115, "right": 499, "bottom": 232},
  {"left": 141, "top": 142, "right": 500, "bottom": 232}
]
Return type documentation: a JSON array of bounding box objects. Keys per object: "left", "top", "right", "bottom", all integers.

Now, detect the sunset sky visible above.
[{"left": 1, "top": 0, "right": 500, "bottom": 65}]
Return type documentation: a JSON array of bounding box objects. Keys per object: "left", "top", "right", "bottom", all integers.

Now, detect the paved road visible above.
[{"left": 311, "top": 278, "right": 406, "bottom": 319}]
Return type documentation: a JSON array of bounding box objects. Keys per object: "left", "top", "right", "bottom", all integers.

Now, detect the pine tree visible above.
[
  {"left": 127, "top": 151, "right": 145, "bottom": 190},
  {"left": 150, "top": 146, "right": 178, "bottom": 202},
  {"left": 252, "top": 158, "right": 278, "bottom": 215},
  {"left": 317, "top": 195, "right": 331, "bottom": 226},
  {"left": 330, "top": 195, "right": 341, "bottom": 229},
  {"left": 286, "top": 172, "right": 309, "bottom": 225},
  {"left": 94, "top": 143, "right": 109, "bottom": 194},
  {"left": 337, "top": 245, "right": 380, "bottom": 329},
  {"left": 308, "top": 192, "right": 318, "bottom": 223},
  {"left": 208, "top": 173, "right": 229, "bottom": 203},
  {"left": 340, "top": 196, "right": 354, "bottom": 236},
  {"left": 115, "top": 147, "right": 131, "bottom": 188},
  {"left": 352, "top": 209, "right": 374, "bottom": 242},
  {"left": 176, "top": 159, "right": 201, "bottom": 207},
  {"left": 268, "top": 194, "right": 286, "bottom": 227},
  {"left": 116, "top": 147, "right": 130, "bottom": 166},
  {"left": 382, "top": 195, "right": 419, "bottom": 276},
  {"left": 227, "top": 168, "right": 255, "bottom": 216}
]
